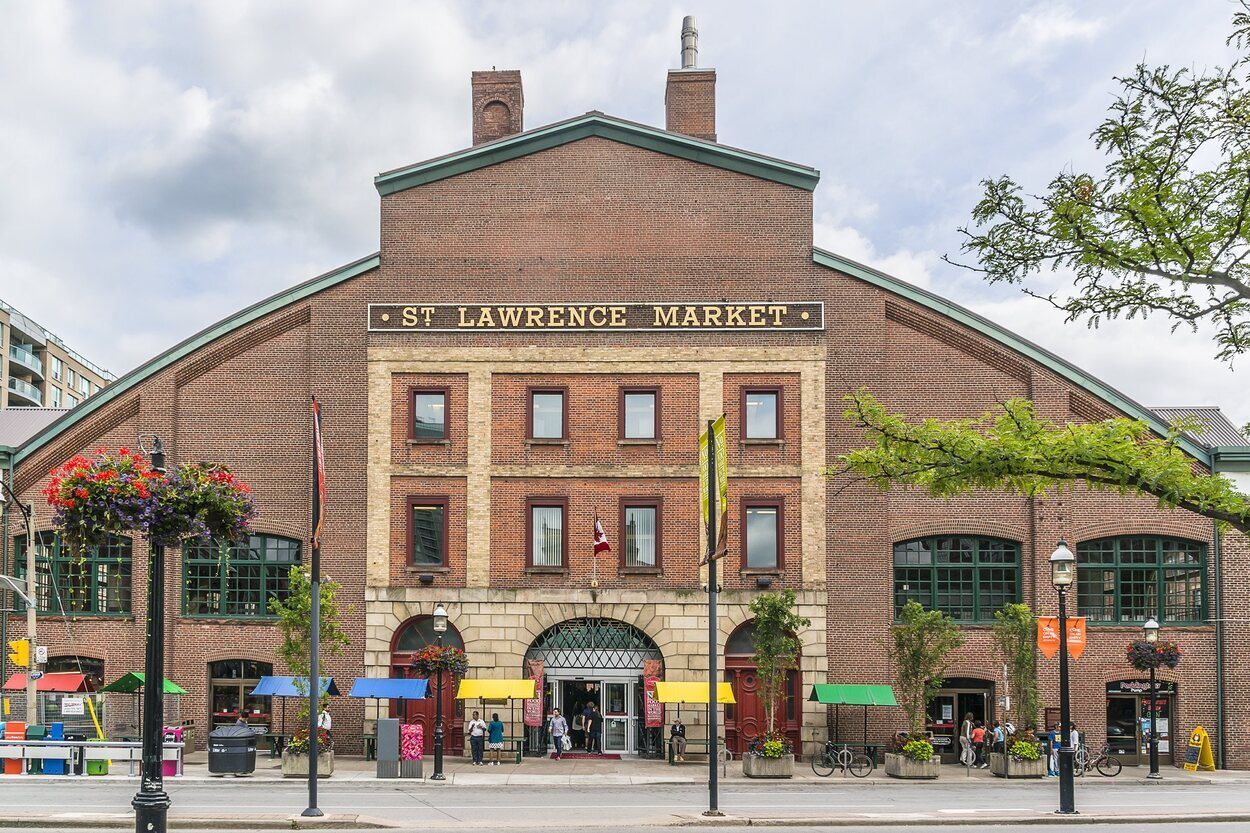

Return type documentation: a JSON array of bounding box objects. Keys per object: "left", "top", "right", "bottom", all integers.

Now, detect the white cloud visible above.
[{"left": 1005, "top": 5, "right": 1106, "bottom": 64}]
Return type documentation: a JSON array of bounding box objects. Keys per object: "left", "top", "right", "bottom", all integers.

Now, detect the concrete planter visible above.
[
  {"left": 742, "top": 753, "right": 795, "bottom": 779},
  {"left": 281, "top": 750, "right": 334, "bottom": 778},
  {"left": 989, "top": 752, "right": 1045, "bottom": 779},
  {"left": 884, "top": 752, "right": 940, "bottom": 779}
]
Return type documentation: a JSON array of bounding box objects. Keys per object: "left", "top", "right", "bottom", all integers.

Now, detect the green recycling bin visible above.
[{"left": 86, "top": 737, "right": 110, "bottom": 775}]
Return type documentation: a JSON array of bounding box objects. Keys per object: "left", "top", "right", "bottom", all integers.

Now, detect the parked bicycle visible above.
[
  {"left": 811, "top": 741, "right": 873, "bottom": 778},
  {"left": 1074, "top": 743, "right": 1122, "bottom": 777}
]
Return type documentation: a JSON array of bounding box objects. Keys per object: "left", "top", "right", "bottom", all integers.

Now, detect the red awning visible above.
[{"left": 3, "top": 673, "right": 91, "bottom": 693}]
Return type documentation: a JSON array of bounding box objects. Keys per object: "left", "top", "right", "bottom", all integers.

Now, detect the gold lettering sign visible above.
[{"left": 369, "top": 302, "right": 823, "bottom": 332}]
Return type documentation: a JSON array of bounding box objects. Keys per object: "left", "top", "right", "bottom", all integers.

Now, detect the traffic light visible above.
[{"left": 7, "top": 640, "right": 28, "bottom": 668}]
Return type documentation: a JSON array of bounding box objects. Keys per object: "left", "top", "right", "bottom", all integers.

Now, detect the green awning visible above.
[
  {"left": 809, "top": 684, "right": 897, "bottom": 707},
  {"left": 100, "top": 672, "right": 188, "bottom": 695}
]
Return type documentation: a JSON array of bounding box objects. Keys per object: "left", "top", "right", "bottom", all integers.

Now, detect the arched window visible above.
[
  {"left": 1077, "top": 537, "right": 1206, "bottom": 623},
  {"left": 183, "top": 534, "right": 301, "bottom": 617},
  {"left": 892, "top": 537, "right": 1020, "bottom": 622},
  {"left": 726, "top": 621, "right": 757, "bottom": 656},
  {"left": 393, "top": 616, "right": 465, "bottom": 654},
  {"left": 14, "top": 533, "right": 132, "bottom": 615}
]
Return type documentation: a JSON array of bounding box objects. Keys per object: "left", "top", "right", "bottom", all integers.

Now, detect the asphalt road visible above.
[
  {"left": 0, "top": 826, "right": 1245, "bottom": 833},
  {"left": 0, "top": 779, "right": 1246, "bottom": 829}
]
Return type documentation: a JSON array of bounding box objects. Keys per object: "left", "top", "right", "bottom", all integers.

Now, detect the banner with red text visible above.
[
  {"left": 643, "top": 659, "right": 663, "bottom": 728},
  {"left": 524, "top": 659, "right": 544, "bottom": 727}
]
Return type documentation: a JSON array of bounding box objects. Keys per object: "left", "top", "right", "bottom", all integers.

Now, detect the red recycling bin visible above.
[
  {"left": 4, "top": 722, "right": 25, "bottom": 775},
  {"left": 162, "top": 727, "right": 183, "bottom": 777}
]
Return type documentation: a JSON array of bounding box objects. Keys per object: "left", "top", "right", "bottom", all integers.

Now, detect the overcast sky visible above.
[{"left": 1, "top": 1, "right": 1244, "bottom": 427}]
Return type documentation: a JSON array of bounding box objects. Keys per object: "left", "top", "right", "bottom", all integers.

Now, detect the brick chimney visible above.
[
  {"left": 664, "top": 16, "right": 716, "bottom": 142},
  {"left": 471, "top": 70, "right": 524, "bottom": 146}
]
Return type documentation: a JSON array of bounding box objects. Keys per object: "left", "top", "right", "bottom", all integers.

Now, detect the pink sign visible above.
[
  {"left": 644, "top": 676, "right": 663, "bottom": 728},
  {"left": 524, "top": 659, "right": 544, "bottom": 727}
]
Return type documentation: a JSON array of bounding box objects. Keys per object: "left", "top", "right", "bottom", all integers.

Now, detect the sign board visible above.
[
  {"left": 1107, "top": 679, "right": 1177, "bottom": 696},
  {"left": 29, "top": 671, "right": 43, "bottom": 680},
  {"left": 1183, "top": 726, "right": 1215, "bottom": 771},
  {"left": 60, "top": 697, "right": 84, "bottom": 716},
  {"left": 930, "top": 735, "right": 952, "bottom": 747},
  {"left": 34, "top": 646, "right": 47, "bottom": 664},
  {"left": 643, "top": 665, "right": 663, "bottom": 729},
  {"left": 699, "top": 415, "right": 728, "bottom": 526},
  {"left": 368, "top": 302, "right": 826, "bottom": 333},
  {"left": 523, "top": 659, "right": 544, "bottom": 727}
]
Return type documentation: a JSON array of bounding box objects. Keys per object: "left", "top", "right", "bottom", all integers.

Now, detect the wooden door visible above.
[
  {"left": 724, "top": 660, "right": 801, "bottom": 758},
  {"left": 390, "top": 665, "right": 463, "bottom": 753}
]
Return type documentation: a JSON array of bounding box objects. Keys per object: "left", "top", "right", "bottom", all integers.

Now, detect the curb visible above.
[{"left": 674, "top": 813, "right": 1250, "bottom": 827}]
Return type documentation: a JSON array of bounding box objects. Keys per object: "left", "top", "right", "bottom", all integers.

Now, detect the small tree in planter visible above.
[
  {"left": 886, "top": 601, "right": 964, "bottom": 778},
  {"left": 992, "top": 603, "right": 1041, "bottom": 728},
  {"left": 743, "top": 590, "right": 810, "bottom": 778},
  {"left": 270, "top": 566, "right": 350, "bottom": 777}
]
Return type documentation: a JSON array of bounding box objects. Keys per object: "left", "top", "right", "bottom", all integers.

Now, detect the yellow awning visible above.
[
  {"left": 456, "top": 679, "right": 537, "bottom": 700},
  {"left": 653, "top": 681, "right": 736, "bottom": 705}
]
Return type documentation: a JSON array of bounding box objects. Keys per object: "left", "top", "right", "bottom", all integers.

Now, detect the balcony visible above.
[
  {"left": 7, "top": 376, "right": 42, "bottom": 406},
  {"left": 8, "top": 344, "right": 43, "bottom": 379}
]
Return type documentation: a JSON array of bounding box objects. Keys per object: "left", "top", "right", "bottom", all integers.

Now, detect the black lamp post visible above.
[
  {"left": 1144, "top": 617, "right": 1162, "bottom": 780},
  {"left": 132, "top": 438, "right": 170, "bottom": 833},
  {"left": 431, "top": 603, "right": 448, "bottom": 781},
  {"left": 1050, "top": 541, "right": 1078, "bottom": 816}
]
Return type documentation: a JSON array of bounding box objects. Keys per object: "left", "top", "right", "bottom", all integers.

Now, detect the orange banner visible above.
[
  {"left": 1067, "top": 617, "right": 1087, "bottom": 660},
  {"left": 1038, "top": 617, "right": 1060, "bottom": 659}
]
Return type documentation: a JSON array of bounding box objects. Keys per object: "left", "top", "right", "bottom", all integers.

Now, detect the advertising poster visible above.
[{"left": 523, "top": 659, "right": 544, "bottom": 727}]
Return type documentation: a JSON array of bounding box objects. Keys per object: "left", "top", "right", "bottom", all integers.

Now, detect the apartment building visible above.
[{"left": 1, "top": 300, "right": 113, "bottom": 410}]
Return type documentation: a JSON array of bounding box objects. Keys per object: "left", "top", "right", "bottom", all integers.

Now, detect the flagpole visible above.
[{"left": 303, "top": 398, "right": 324, "bottom": 818}]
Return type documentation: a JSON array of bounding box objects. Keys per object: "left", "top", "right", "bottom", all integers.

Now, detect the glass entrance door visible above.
[
  {"left": 603, "top": 681, "right": 630, "bottom": 753},
  {"left": 1106, "top": 695, "right": 1139, "bottom": 764}
]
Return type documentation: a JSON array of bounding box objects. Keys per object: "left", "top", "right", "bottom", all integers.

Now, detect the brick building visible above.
[{"left": 2, "top": 43, "right": 1249, "bottom": 769}]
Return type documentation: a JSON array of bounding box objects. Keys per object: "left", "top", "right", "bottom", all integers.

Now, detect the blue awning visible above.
[
  {"left": 249, "top": 676, "right": 340, "bottom": 697},
  {"left": 349, "top": 678, "right": 429, "bottom": 700}
]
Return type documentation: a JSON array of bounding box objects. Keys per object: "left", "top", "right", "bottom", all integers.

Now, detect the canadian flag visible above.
[{"left": 593, "top": 517, "right": 611, "bottom": 554}]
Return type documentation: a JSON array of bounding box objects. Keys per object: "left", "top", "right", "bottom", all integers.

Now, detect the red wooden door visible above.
[
  {"left": 725, "top": 659, "right": 801, "bottom": 758},
  {"left": 390, "top": 664, "right": 463, "bottom": 753}
]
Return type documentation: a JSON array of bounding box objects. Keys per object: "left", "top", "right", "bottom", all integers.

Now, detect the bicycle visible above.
[
  {"left": 811, "top": 741, "right": 873, "bottom": 778},
  {"left": 1073, "top": 743, "right": 1122, "bottom": 777}
]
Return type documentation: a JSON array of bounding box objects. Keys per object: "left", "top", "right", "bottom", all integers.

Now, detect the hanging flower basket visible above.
[
  {"left": 411, "top": 645, "right": 469, "bottom": 677},
  {"left": 44, "top": 449, "right": 255, "bottom": 552},
  {"left": 1126, "top": 640, "right": 1181, "bottom": 671},
  {"left": 42, "top": 449, "right": 164, "bottom": 555}
]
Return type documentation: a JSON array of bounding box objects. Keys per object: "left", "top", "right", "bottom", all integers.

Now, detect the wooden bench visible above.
[
  {"left": 465, "top": 737, "right": 524, "bottom": 764},
  {"left": 668, "top": 738, "right": 719, "bottom": 765}
]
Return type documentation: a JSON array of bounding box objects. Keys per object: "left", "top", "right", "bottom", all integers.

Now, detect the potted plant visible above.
[
  {"left": 885, "top": 601, "right": 963, "bottom": 779},
  {"left": 742, "top": 590, "right": 810, "bottom": 778},
  {"left": 989, "top": 603, "right": 1043, "bottom": 778},
  {"left": 270, "top": 566, "right": 350, "bottom": 778},
  {"left": 1127, "top": 640, "right": 1182, "bottom": 671},
  {"left": 991, "top": 736, "right": 1046, "bottom": 778}
]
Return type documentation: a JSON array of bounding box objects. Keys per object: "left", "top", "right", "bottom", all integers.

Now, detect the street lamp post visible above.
[
  {"left": 1050, "top": 541, "right": 1078, "bottom": 816},
  {"left": 1144, "top": 617, "right": 1162, "bottom": 780},
  {"left": 431, "top": 603, "right": 448, "bottom": 781},
  {"left": 0, "top": 475, "right": 39, "bottom": 728},
  {"left": 132, "top": 439, "right": 170, "bottom": 833}
]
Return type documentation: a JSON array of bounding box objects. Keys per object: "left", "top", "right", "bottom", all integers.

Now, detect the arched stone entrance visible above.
[
  {"left": 391, "top": 615, "right": 466, "bottom": 753},
  {"left": 524, "top": 617, "right": 663, "bottom": 755},
  {"left": 724, "top": 620, "right": 802, "bottom": 757}
]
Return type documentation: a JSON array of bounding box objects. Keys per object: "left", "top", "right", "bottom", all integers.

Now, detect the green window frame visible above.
[
  {"left": 13, "top": 533, "right": 132, "bottom": 616},
  {"left": 892, "top": 537, "right": 1021, "bottom": 622},
  {"left": 182, "top": 534, "right": 301, "bottom": 618},
  {"left": 1076, "top": 536, "right": 1206, "bottom": 624}
]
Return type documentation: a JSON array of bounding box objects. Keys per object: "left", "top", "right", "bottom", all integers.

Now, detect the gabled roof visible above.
[
  {"left": 813, "top": 248, "right": 1213, "bottom": 464},
  {"left": 13, "top": 253, "right": 381, "bottom": 465},
  {"left": 374, "top": 112, "right": 820, "bottom": 195},
  {"left": 1153, "top": 407, "right": 1248, "bottom": 448}
]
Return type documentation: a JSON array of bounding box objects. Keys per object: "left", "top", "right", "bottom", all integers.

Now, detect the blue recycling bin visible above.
[{"left": 43, "top": 723, "right": 65, "bottom": 775}]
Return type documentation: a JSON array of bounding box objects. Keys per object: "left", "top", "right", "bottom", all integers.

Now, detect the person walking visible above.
[
  {"left": 670, "top": 717, "right": 687, "bottom": 762},
  {"left": 571, "top": 708, "right": 586, "bottom": 751},
  {"left": 587, "top": 704, "right": 604, "bottom": 755},
  {"left": 971, "top": 721, "right": 988, "bottom": 768},
  {"left": 582, "top": 702, "right": 596, "bottom": 752},
  {"left": 487, "top": 712, "right": 506, "bottom": 766},
  {"left": 992, "top": 720, "right": 1006, "bottom": 754},
  {"left": 959, "top": 712, "right": 975, "bottom": 767},
  {"left": 467, "top": 710, "right": 488, "bottom": 766},
  {"left": 549, "top": 708, "right": 569, "bottom": 760},
  {"left": 317, "top": 706, "right": 333, "bottom": 745}
]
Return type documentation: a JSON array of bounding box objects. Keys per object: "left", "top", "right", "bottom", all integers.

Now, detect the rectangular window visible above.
[
  {"left": 183, "top": 535, "right": 301, "bottom": 617},
  {"left": 892, "top": 537, "right": 1021, "bottom": 622},
  {"left": 528, "top": 500, "right": 566, "bottom": 567},
  {"left": 50, "top": 387, "right": 61, "bottom": 407},
  {"left": 744, "top": 502, "right": 781, "bottom": 569},
  {"left": 743, "top": 390, "right": 780, "bottom": 439},
  {"left": 51, "top": 356, "right": 63, "bottom": 380},
  {"left": 621, "top": 502, "right": 659, "bottom": 568},
  {"left": 66, "top": 394, "right": 77, "bottom": 407},
  {"left": 529, "top": 389, "right": 566, "bottom": 440},
  {"left": 80, "top": 377, "right": 90, "bottom": 396},
  {"left": 621, "top": 389, "right": 658, "bottom": 440},
  {"left": 411, "top": 389, "right": 447, "bottom": 439},
  {"left": 66, "top": 368, "right": 75, "bottom": 388},
  {"left": 1075, "top": 537, "right": 1206, "bottom": 624},
  {"left": 15, "top": 534, "right": 132, "bottom": 615},
  {"left": 409, "top": 498, "right": 447, "bottom": 567}
]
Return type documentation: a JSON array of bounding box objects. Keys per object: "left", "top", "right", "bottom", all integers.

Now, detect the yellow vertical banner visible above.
[{"left": 699, "top": 416, "right": 728, "bottom": 561}]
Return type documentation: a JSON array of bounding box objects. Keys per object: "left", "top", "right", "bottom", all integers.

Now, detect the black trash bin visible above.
[
  {"left": 207, "top": 725, "right": 257, "bottom": 776},
  {"left": 64, "top": 732, "right": 87, "bottom": 775}
]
